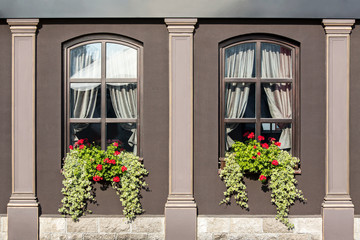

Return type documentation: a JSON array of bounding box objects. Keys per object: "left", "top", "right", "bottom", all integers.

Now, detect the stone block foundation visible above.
[
  {"left": 197, "top": 216, "right": 322, "bottom": 240},
  {"left": 39, "top": 216, "right": 164, "bottom": 240},
  {"left": 0, "top": 215, "right": 359, "bottom": 239}
]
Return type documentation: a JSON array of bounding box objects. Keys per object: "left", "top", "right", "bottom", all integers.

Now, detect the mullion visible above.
[
  {"left": 69, "top": 78, "right": 102, "bottom": 83},
  {"left": 101, "top": 41, "right": 106, "bottom": 150},
  {"left": 255, "top": 41, "right": 261, "bottom": 138}
]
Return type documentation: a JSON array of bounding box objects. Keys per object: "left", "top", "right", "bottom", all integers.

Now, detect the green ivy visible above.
[
  {"left": 220, "top": 134, "right": 305, "bottom": 229},
  {"left": 59, "top": 139, "right": 148, "bottom": 221}
]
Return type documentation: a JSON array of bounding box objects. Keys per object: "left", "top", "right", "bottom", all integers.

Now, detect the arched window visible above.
[
  {"left": 220, "top": 35, "right": 299, "bottom": 158},
  {"left": 64, "top": 35, "right": 142, "bottom": 155}
]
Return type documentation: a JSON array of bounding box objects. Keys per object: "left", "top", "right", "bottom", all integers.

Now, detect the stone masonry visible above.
[
  {"left": 0, "top": 216, "right": 360, "bottom": 239},
  {"left": 39, "top": 216, "right": 164, "bottom": 240},
  {"left": 197, "top": 217, "right": 322, "bottom": 240}
]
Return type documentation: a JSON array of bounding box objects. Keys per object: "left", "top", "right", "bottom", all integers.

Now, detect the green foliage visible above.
[
  {"left": 220, "top": 134, "right": 305, "bottom": 229},
  {"left": 59, "top": 139, "right": 148, "bottom": 221}
]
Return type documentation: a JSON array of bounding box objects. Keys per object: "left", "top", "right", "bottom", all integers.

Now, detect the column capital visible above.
[
  {"left": 7, "top": 19, "right": 39, "bottom": 34},
  {"left": 165, "top": 18, "right": 197, "bottom": 33},
  {"left": 322, "top": 19, "right": 355, "bottom": 34}
]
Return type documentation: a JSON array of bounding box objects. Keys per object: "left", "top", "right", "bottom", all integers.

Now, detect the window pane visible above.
[
  {"left": 261, "top": 43, "right": 292, "bottom": 78},
  {"left": 106, "top": 43, "right": 137, "bottom": 78},
  {"left": 261, "top": 83, "right": 292, "bottom": 119},
  {"left": 225, "top": 43, "right": 255, "bottom": 78},
  {"left": 70, "top": 83, "right": 101, "bottom": 118},
  {"left": 107, "top": 83, "right": 137, "bottom": 118},
  {"left": 70, "top": 123, "right": 101, "bottom": 146},
  {"left": 225, "top": 82, "right": 255, "bottom": 118},
  {"left": 225, "top": 123, "right": 255, "bottom": 151},
  {"left": 107, "top": 123, "right": 137, "bottom": 154},
  {"left": 70, "top": 43, "right": 101, "bottom": 78},
  {"left": 261, "top": 123, "right": 292, "bottom": 151}
]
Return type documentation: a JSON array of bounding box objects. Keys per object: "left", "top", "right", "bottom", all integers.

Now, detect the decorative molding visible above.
[
  {"left": 323, "top": 19, "right": 355, "bottom": 34},
  {"left": 7, "top": 18, "right": 39, "bottom": 240},
  {"left": 322, "top": 18, "right": 354, "bottom": 240},
  {"left": 165, "top": 18, "right": 197, "bottom": 33},
  {"left": 165, "top": 18, "right": 197, "bottom": 240}
]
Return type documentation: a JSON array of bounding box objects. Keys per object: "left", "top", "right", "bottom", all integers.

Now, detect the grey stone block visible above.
[
  {"left": 294, "top": 218, "right": 321, "bottom": 234},
  {"left": 131, "top": 218, "right": 164, "bottom": 233},
  {"left": 40, "top": 218, "right": 66, "bottom": 233},
  {"left": 98, "top": 218, "right": 130, "bottom": 233},
  {"left": 51, "top": 233, "right": 68, "bottom": 240},
  {"left": 205, "top": 217, "right": 231, "bottom": 233},
  {"left": 129, "top": 234, "right": 148, "bottom": 240},
  {"left": 230, "top": 218, "right": 263, "bottom": 233},
  {"left": 197, "top": 233, "right": 213, "bottom": 240},
  {"left": 147, "top": 233, "right": 165, "bottom": 240},
  {"left": 67, "top": 233, "right": 84, "bottom": 240},
  {"left": 39, "top": 233, "right": 51, "bottom": 240},
  {"left": 213, "top": 233, "right": 228, "bottom": 240},
  {"left": 116, "top": 233, "right": 131, "bottom": 240},
  {"left": 67, "top": 218, "right": 98, "bottom": 233},
  {"left": 278, "top": 234, "right": 310, "bottom": 240},
  {"left": 1, "top": 217, "right": 7, "bottom": 233},
  {"left": 84, "top": 233, "right": 116, "bottom": 240},
  {"left": 263, "top": 218, "right": 293, "bottom": 233}
]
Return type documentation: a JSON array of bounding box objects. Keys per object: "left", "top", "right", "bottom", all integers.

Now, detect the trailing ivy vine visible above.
[
  {"left": 59, "top": 139, "right": 148, "bottom": 221},
  {"left": 220, "top": 133, "right": 305, "bottom": 229}
]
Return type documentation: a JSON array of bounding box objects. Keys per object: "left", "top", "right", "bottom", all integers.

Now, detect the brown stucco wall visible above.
[
  {"left": 350, "top": 21, "right": 360, "bottom": 215},
  {"left": 0, "top": 21, "right": 12, "bottom": 214},
  {"left": 36, "top": 19, "right": 169, "bottom": 215},
  {"left": 194, "top": 19, "right": 326, "bottom": 215}
]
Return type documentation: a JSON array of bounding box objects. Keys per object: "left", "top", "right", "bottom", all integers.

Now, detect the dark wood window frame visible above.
[
  {"left": 219, "top": 34, "right": 300, "bottom": 171},
  {"left": 63, "top": 34, "right": 143, "bottom": 156}
]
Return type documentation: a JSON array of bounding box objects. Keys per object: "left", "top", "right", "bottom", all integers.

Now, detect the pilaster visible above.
[
  {"left": 322, "top": 19, "right": 355, "bottom": 240},
  {"left": 7, "top": 19, "right": 39, "bottom": 240},
  {"left": 164, "top": 18, "right": 197, "bottom": 240}
]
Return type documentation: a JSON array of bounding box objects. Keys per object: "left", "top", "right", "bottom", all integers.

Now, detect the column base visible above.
[
  {"left": 7, "top": 194, "right": 39, "bottom": 240},
  {"left": 322, "top": 194, "right": 354, "bottom": 240},
  {"left": 165, "top": 195, "right": 197, "bottom": 240}
]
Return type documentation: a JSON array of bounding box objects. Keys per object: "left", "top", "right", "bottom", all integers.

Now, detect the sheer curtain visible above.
[
  {"left": 225, "top": 43, "right": 255, "bottom": 150},
  {"left": 261, "top": 43, "right": 292, "bottom": 150},
  {"left": 70, "top": 44, "right": 101, "bottom": 142},
  {"left": 107, "top": 45, "right": 138, "bottom": 153},
  {"left": 108, "top": 83, "right": 137, "bottom": 153}
]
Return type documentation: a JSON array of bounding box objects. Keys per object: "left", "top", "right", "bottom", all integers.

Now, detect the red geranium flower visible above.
[
  {"left": 78, "top": 145, "right": 85, "bottom": 150},
  {"left": 252, "top": 156, "right": 256, "bottom": 159},
  {"left": 78, "top": 139, "right": 84, "bottom": 144},
  {"left": 113, "top": 142, "right": 119, "bottom": 147},
  {"left": 110, "top": 159, "right": 116, "bottom": 164},
  {"left": 103, "top": 158, "right": 109, "bottom": 163},
  {"left": 247, "top": 132, "right": 255, "bottom": 139},
  {"left": 275, "top": 142, "right": 281, "bottom": 147},
  {"left": 69, "top": 145, "right": 73, "bottom": 150},
  {"left": 113, "top": 176, "right": 120, "bottom": 182},
  {"left": 258, "top": 135, "right": 265, "bottom": 141},
  {"left": 96, "top": 164, "right": 103, "bottom": 171},
  {"left": 114, "top": 151, "right": 121, "bottom": 156},
  {"left": 261, "top": 143, "right": 269, "bottom": 149},
  {"left": 268, "top": 137, "right": 276, "bottom": 142},
  {"left": 121, "top": 166, "right": 127, "bottom": 172},
  {"left": 243, "top": 132, "right": 249, "bottom": 137},
  {"left": 253, "top": 145, "right": 257, "bottom": 149},
  {"left": 257, "top": 152, "right": 261, "bottom": 156},
  {"left": 259, "top": 175, "right": 267, "bottom": 182},
  {"left": 93, "top": 175, "right": 103, "bottom": 182},
  {"left": 272, "top": 160, "right": 279, "bottom": 166}
]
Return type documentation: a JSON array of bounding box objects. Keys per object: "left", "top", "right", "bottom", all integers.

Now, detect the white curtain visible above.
[
  {"left": 106, "top": 44, "right": 137, "bottom": 78},
  {"left": 108, "top": 83, "right": 137, "bottom": 154},
  {"left": 71, "top": 44, "right": 101, "bottom": 79},
  {"left": 71, "top": 83, "right": 100, "bottom": 141},
  {"left": 261, "top": 43, "right": 292, "bottom": 150},
  {"left": 225, "top": 43, "right": 255, "bottom": 150}
]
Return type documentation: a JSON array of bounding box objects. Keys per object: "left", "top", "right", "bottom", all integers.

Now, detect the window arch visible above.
[
  {"left": 219, "top": 35, "right": 300, "bottom": 159},
  {"left": 63, "top": 34, "right": 143, "bottom": 155}
]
